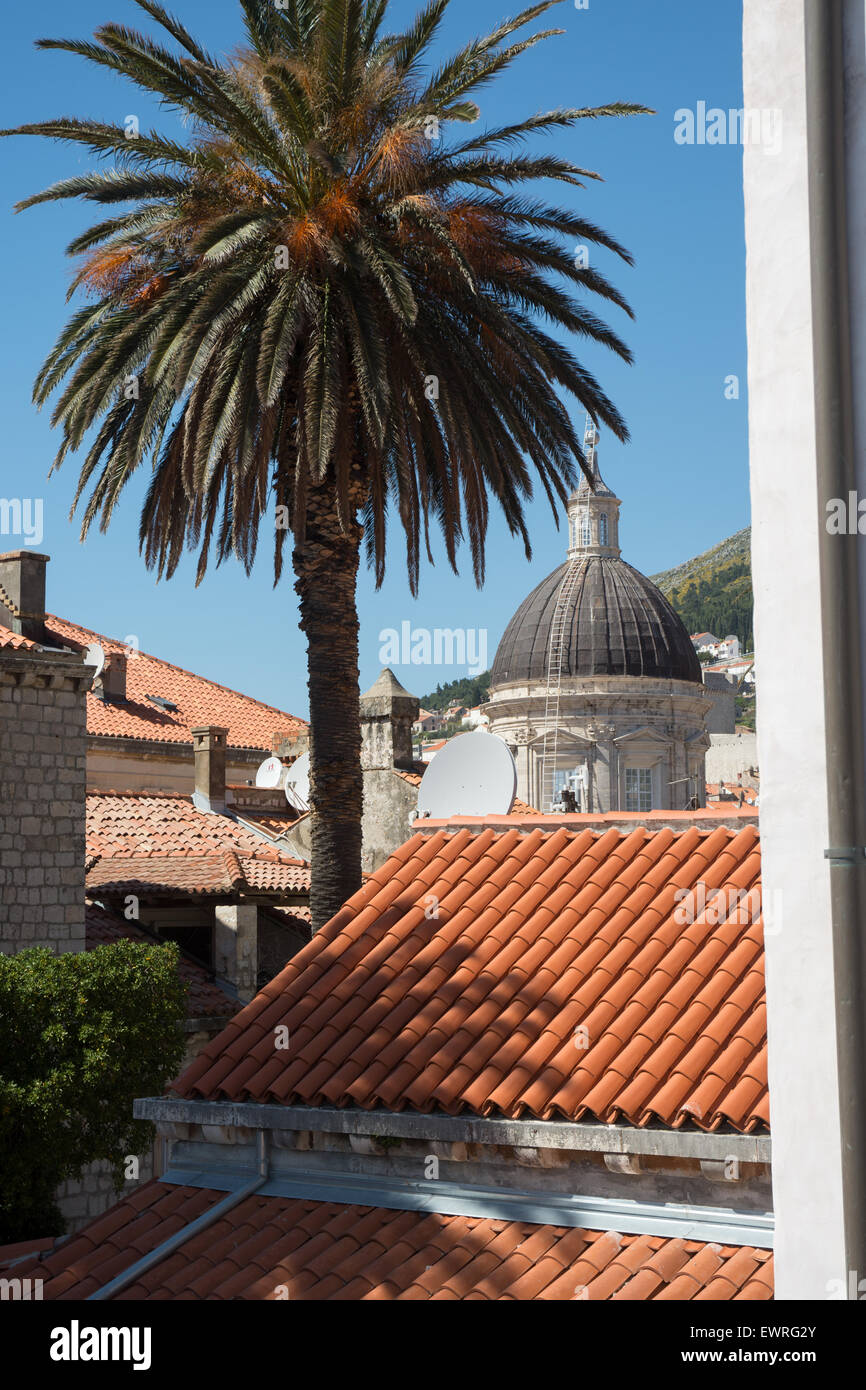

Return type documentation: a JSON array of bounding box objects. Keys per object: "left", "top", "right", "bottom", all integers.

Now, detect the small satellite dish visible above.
[
  {"left": 255, "top": 756, "right": 286, "bottom": 790},
  {"left": 285, "top": 752, "right": 310, "bottom": 811},
  {"left": 84, "top": 642, "right": 106, "bottom": 679},
  {"left": 417, "top": 730, "right": 517, "bottom": 820}
]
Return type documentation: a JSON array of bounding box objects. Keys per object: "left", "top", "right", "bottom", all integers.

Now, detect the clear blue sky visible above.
[{"left": 0, "top": 0, "right": 748, "bottom": 719}]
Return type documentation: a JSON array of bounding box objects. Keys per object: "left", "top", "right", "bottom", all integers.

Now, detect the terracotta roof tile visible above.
[
  {"left": 86, "top": 792, "right": 310, "bottom": 899},
  {"left": 14, "top": 1184, "right": 773, "bottom": 1301},
  {"left": 0, "top": 624, "right": 40, "bottom": 651},
  {"left": 40, "top": 615, "right": 305, "bottom": 750},
  {"left": 173, "top": 823, "right": 768, "bottom": 1132}
]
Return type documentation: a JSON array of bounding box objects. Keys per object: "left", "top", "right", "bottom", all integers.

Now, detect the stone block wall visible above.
[
  {"left": 0, "top": 650, "right": 92, "bottom": 955},
  {"left": 54, "top": 1026, "right": 223, "bottom": 1232},
  {"left": 55, "top": 1152, "right": 156, "bottom": 1234},
  {"left": 706, "top": 731, "right": 760, "bottom": 785},
  {"left": 703, "top": 672, "right": 738, "bottom": 735},
  {"left": 362, "top": 769, "right": 419, "bottom": 872}
]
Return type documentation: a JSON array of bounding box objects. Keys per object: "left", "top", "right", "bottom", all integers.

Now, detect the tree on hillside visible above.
[
  {"left": 420, "top": 672, "right": 491, "bottom": 711},
  {"left": 3, "top": 0, "right": 646, "bottom": 929}
]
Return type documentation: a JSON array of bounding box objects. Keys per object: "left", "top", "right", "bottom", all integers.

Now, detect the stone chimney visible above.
[
  {"left": 0, "top": 551, "right": 48, "bottom": 644},
  {"left": 192, "top": 726, "right": 228, "bottom": 813},
  {"left": 360, "top": 669, "right": 419, "bottom": 771},
  {"left": 271, "top": 729, "right": 309, "bottom": 759},
  {"left": 92, "top": 651, "right": 127, "bottom": 704}
]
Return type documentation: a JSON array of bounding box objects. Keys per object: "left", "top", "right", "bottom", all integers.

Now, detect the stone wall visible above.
[
  {"left": 55, "top": 1027, "right": 219, "bottom": 1233},
  {"left": 706, "top": 732, "right": 760, "bottom": 785},
  {"left": 55, "top": 1152, "right": 157, "bottom": 1233},
  {"left": 0, "top": 649, "right": 92, "bottom": 954},
  {"left": 703, "top": 672, "right": 738, "bottom": 735},
  {"left": 361, "top": 769, "right": 418, "bottom": 873}
]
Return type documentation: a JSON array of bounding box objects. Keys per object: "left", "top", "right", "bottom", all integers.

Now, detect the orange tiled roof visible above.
[
  {"left": 175, "top": 822, "right": 768, "bottom": 1132},
  {"left": 40, "top": 615, "right": 305, "bottom": 751},
  {"left": 0, "top": 625, "right": 40, "bottom": 651},
  {"left": 85, "top": 902, "right": 239, "bottom": 1019},
  {"left": 86, "top": 792, "right": 310, "bottom": 898},
  {"left": 707, "top": 784, "right": 759, "bottom": 805},
  {"left": 13, "top": 1182, "right": 773, "bottom": 1301},
  {"left": 236, "top": 809, "right": 307, "bottom": 838}
]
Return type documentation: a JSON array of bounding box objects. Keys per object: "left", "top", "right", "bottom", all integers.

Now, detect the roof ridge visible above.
[
  {"left": 46, "top": 614, "right": 306, "bottom": 728},
  {"left": 86, "top": 789, "right": 193, "bottom": 801}
]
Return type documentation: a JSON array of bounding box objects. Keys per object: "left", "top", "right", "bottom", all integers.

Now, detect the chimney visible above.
[
  {"left": 360, "top": 669, "right": 420, "bottom": 771},
  {"left": 0, "top": 551, "right": 48, "bottom": 644},
  {"left": 192, "top": 726, "right": 228, "bottom": 813},
  {"left": 92, "top": 651, "right": 127, "bottom": 704},
  {"left": 272, "top": 730, "right": 309, "bottom": 759}
]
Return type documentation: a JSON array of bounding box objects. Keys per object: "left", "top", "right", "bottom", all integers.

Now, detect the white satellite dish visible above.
[
  {"left": 255, "top": 756, "right": 286, "bottom": 790},
  {"left": 417, "top": 730, "right": 517, "bottom": 820},
  {"left": 285, "top": 752, "right": 311, "bottom": 811},
  {"left": 84, "top": 642, "right": 106, "bottom": 679}
]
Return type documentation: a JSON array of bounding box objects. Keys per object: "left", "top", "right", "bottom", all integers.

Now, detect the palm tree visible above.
[{"left": 2, "top": 0, "right": 646, "bottom": 930}]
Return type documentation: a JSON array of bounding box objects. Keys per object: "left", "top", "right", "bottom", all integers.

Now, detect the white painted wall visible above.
[{"left": 743, "top": 0, "right": 847, "bottom": 1297}]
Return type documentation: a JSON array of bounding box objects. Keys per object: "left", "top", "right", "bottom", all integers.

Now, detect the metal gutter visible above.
[
  {"left": 806, "top": 0, "right": 866, "bottom": 1281},
  {"left": 155, "top": 1162, "right": 774, "bottom": 1249},
  {"left": 134, "top": 1097, "right": 771, "bottom": 1163},
  {"left": 87, "top": 1131, "right": 269, "bottom": 1302}
]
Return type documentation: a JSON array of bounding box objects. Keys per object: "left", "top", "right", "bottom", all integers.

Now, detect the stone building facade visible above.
[
  {"left": 0, "top": 553, "right": 92, "bottom": 955},
  {"left": 486, "top": 442, "right": 715, "bottom": 813}
]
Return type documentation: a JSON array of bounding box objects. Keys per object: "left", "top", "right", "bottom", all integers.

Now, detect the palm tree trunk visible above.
[{"left": 294, "top": 480, "right": 364, "bottom": 932}]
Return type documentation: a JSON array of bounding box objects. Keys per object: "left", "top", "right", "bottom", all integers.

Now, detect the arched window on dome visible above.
[
  {"left": 580, "top": 512, "right": 592, "bottom": 547},
  {"left": 599, "top": 513, "right": 609, "bottom": 546}
]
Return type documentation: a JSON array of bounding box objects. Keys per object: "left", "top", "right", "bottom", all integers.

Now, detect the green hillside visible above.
[
  {"left": 419, "top": 673, "right": 491, "bottom": 712},
  {"left": 651, "top": 527, "right": 754, "bottom": 652}
]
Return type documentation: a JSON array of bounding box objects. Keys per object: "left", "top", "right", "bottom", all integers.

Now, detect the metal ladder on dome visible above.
[
  {"left": 538, "top": 557, "right": 584, "bottom": 812},
  {"left": 538, "top": 414, "right": 599, "bottom": 813}
]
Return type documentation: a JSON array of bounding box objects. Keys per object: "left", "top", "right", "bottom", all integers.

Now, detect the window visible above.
[
  {"left": 554, "top": 766, "right": 587, "bottom": 810},
  {"left": 599, "top": 513, "right": 609, "bottom": 546},
  {"left": 580, "top": 511, "right": 592, "bottom": 546},
  {"left": 625, "top": 767, "right": 653, "bottom": 813}
]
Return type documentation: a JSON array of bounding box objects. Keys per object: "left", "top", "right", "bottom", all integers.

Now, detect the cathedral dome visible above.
[
  {"left": 491, "top": 427, "right": 702, "bottom": 687},
  {"left": 490, "top": 555, "right": 703, "bottom": 685}
]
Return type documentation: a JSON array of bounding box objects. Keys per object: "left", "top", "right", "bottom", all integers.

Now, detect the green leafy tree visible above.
[
  {"left": 0, "top": 941, "right": 186, "bottom": 1242},
  {"left": 420, "top": 671, "right": 491, "bottom": 710},
  {"left": 2, "top": 0, "right": 646, "bottom": 929}
]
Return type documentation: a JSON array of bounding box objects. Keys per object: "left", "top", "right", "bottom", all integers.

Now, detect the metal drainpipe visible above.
[
  {"left": 805, "top": 0, "right": 866, "bottom": 1284},
  {"left": 87, "top": 1130, "right": 270, "bottom": 1302}
]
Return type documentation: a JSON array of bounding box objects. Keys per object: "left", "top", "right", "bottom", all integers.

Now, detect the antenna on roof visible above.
[{"left": 416, "top": 730, "right": 517, "bottom": 820}]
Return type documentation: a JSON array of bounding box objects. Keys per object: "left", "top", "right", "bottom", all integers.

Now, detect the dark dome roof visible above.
[{"left": 491, "top": 557, "right": 703, "bottom": 686}]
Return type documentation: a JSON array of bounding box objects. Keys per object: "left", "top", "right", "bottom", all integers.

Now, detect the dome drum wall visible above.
[{"left": 486, "top": 678, "right": 714, "bottom": 815}]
